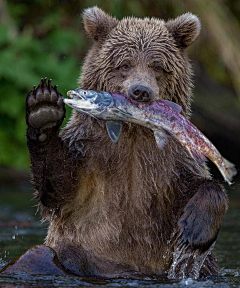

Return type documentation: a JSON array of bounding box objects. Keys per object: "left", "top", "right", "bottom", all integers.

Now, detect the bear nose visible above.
[{"left": 129, "top": 85, "right": 153, "bottom": 102}]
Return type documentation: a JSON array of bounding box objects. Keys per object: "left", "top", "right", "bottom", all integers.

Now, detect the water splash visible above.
[
  {"left": 168, "top": 242, "right": 216, "bottom": 279},
  {"left": 50, "top": 209, "right": 55, "bottom": 222},
  {"left": 192, "top": 243, "right": 215, "bottom": 279}
]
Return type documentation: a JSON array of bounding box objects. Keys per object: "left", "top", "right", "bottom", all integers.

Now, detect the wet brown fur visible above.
[{"left": 26, "top": 7, "right": 228, "bottom": 278}]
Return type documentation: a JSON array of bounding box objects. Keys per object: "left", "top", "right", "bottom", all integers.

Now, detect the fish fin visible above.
[
  {"left": 220, "top": 158, "right": 237, "bottom": 185},
  {"left": 163, "top": 129, "right": 174, "bottom": 137},
  {"left": 154, "top": 130, "right": 168, "bottom": 150},
  {"left": 161, "top": 100, "right": 182, "bottom": 113},
  {"left": 187, "top": 147, "right": 206, "bottom": 165},
  {"left": 105, "top": 121, "right": 122, "bottom": 144}
]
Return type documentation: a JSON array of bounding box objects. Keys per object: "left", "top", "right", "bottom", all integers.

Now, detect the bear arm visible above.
[
  {"left": 27, "top": 128, "right": 79, "bottom": 209},
  {"left": 177, "top": 180, "right": 228, "bottom": 252}
]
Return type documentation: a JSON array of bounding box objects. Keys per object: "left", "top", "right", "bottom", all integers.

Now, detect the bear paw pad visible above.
[{"left": 26, "top": 78, "right": 65, "bottom": 130}]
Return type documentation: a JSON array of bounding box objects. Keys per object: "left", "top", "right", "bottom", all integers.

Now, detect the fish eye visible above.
[{"left": 83, "top": 91, "right": 88, "bottom": 96}]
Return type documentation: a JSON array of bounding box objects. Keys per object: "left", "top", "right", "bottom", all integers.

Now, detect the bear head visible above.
[{"left": 79, "top": 7, "right": 201, "bottom": 117}]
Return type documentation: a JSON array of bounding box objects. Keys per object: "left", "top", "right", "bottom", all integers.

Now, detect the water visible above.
[
  {"left": 168, "top": 242, "right": 216, "bottom": 280},
  {"left": 0, "top": 184, "right": 240, "bottom": 287}
]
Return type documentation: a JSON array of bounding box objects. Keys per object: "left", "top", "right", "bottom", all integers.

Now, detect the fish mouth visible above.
[
  {"left": 67, "top": 90, "right": 83, "bottom": 100},
  {"left": 64, "top": 90, "right": 101, "bottom": 115}
]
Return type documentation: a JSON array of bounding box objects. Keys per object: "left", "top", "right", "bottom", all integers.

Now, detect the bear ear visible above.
[
  {"left": 166, "top": 13, "right": 201, "bottom": 48},
  {"left": 83, "top": 6, "right": 118, "bottom": 42}
]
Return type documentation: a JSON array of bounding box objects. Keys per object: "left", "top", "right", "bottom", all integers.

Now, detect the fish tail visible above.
[{"left": 219, "top": 158, "right": 237, "bottom": 185}]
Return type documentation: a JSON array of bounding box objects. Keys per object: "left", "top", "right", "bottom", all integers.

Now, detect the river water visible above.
[{"left": 0, "top": 182, "right": 239, "bottom": 287}]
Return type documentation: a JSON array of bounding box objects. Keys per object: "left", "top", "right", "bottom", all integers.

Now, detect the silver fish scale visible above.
[
  {"left": 86, "top": 91, "right": 114, "bottom": 108},
  {"left": 98, "top": 92, "right": 114, "bottom": 107}
]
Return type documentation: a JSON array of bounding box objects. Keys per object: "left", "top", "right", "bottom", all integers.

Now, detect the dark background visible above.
[{"left": 0, "top": 0, "right": 240, "bottom": 186}]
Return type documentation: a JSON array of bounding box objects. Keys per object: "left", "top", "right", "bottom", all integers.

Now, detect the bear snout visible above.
[{"left": 129, "top": 85, "right": 153, "bottom": 102}]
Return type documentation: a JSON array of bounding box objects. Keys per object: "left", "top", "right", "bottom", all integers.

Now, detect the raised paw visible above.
[{"left": 26, "top": 78, "right": 65, "bottom": 131}]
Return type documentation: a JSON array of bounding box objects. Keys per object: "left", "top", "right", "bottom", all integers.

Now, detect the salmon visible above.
[{"left": 64, "top": 89, "right": 237, "bottom": 185}]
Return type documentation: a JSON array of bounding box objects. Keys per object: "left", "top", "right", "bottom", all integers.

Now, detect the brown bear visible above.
[{"left": 25, "top": 7, "right": 228, "bottom": 278}]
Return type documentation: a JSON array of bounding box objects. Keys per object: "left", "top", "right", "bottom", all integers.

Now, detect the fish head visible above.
[
  {"left": 65, "top": 89, "right": 131, "bottom": 144},
  {"left": 67, "top": 89, "right": 114, "bottom": 106},
  {"left": 64, "top": 89, "right": 114, "bottom": 117}
]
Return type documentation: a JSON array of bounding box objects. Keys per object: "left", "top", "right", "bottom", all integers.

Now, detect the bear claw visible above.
[{"left": 26, "top": 78, "right": 65, "bottom": 130}]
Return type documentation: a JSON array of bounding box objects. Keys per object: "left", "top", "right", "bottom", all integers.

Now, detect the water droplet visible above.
[
  {"left": 50, "top": 209, "right": 55, "bottom": 221},
  {"left": 168, "top": 242, "right": 216, "bottom": 279}
]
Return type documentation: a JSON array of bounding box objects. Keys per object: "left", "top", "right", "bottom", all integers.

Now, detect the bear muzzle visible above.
[{"left": 129, "top": 85, "right": 153, "bottom": 103}]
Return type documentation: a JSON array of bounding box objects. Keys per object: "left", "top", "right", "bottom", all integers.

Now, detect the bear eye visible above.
[
  {"left": 152, "top": 63, "right": 163, "bottom": 73},
  {"left": 154, "top": 66, "right": 162, "bottom": 72},
  {"left": 120, "top": 61, "right": 131, "bottom": 71}
]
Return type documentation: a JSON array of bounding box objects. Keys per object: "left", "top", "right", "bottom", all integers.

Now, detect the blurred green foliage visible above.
[
  {"left": 0, "top": 1, "right": 87, "bottom": 168},
  {"left": 0, "top": 0, "right": 240, "bottom": 169}
]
